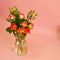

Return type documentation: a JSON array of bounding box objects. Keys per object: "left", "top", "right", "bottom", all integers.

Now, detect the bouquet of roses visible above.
[
  {"left": 6, "top": 6, "right": 37, "bottom": 55},
  {"left": 6, "top": 6, "right": 37, "bottom": 37}
]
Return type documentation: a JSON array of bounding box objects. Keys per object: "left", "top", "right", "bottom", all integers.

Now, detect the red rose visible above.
[
  {"left": 10, "top": 23, "right": 17, "bottom": 30},
  {"left": 25, "top": 28, "right": 30, "bottom": 34}
]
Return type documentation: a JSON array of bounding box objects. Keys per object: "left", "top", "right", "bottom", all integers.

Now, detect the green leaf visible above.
[
  {"left": 6, "top": 27, "right": 12, "bottom": 33},
  {"left": 15, "top": 15, "right": 24, "bottom": 27},
  {"left": 13, "top": 10, "right": 19, "bottom": 15},
  {"left": 6, "top": 18, "right": 15, "bottom": 22},
  {"left": 22, "top": 33, "right": 26, "bottom": 37}
]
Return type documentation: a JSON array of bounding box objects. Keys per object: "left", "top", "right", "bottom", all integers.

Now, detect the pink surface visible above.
[{"left": 0, "top": 0, "right": 60, "bottom": 60}]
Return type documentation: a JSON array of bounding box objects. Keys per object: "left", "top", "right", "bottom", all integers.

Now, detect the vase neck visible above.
[{"left": 15, "top": 33, "right": 25, "bottom": 40}]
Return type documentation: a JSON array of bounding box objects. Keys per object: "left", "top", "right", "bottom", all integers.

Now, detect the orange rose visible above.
[
  {"left": 25, "top": 28, "right": 30, "bottom": 34},
  {"left": 10, "top": 23, "right": 17, "bottom": 30},
  {"left": 28, "top": 23, "right": 34, "bottom": 29},
  {"left": 21, "top": 21, "right": 28, "bottom": 27},
  {"left": 17, "top": 27, "right": 25, "bottom": 33}
]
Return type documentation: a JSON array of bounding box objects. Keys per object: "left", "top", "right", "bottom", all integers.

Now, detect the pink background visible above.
[{"left": 0, "top": 0, "right": 60, "bottom": 60}]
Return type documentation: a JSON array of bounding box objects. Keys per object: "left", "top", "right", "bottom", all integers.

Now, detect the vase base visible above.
[{"left": 13, "top": 47, "right": 27, "bottom": 55}]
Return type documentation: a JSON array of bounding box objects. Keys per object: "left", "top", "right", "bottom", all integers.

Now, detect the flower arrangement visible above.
[
  {"left": 6, "top": 6, "right": 37, "bottom": 55},
  {"left": 6, "top": 6, "right": 37, "bottom": 35}
]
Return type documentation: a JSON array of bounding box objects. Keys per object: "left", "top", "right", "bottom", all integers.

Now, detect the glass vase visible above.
[{"left": 13, "top": 33, "right": 27, "bottom": 55}]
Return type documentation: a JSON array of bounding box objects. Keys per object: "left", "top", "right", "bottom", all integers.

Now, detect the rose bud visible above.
[
  {"left": 25, "top": 28, "right": 30, "bottom": 34},
  {"left": 28, "top": 23, "right": 34, "bottom": 29},
  {"left": 17, "top": 27, "right": 25, "bottom": 33},
  {"left": 21, "top": 21, "right": 28, "bottom": 27},
  {"left": 8, "top": 14, "right": 15, "bottom": 19},
  {"left": 10, "top": 23, "right": 17, "bottom": 30},
  {"left": 9, "top": 7, "right": 17, "bottom": 13},
  {"left": 19, "top": 13, "right": 25, "bottom": 19}
]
